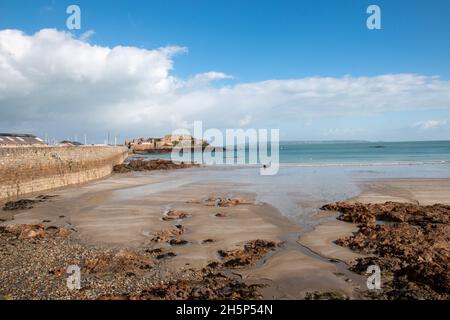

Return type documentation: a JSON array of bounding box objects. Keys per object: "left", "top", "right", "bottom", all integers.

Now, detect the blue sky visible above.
[
  {"left": 0, "top": 0, "right": 449, "bottom": 142},
  {"left": 2, "top": 0, "right": 450, "bottom": 81}
]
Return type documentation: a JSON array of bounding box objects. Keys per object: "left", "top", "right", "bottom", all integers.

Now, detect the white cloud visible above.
[
  {"left": 192, "top": 71, "right": 233, "bottom": 82},
  {"left": 1, "top": 28, "right": 450, "bottom": 141},
  {"left": 323, "top": 127, "right": 366, "bottom": 137},
  {"left": 413, "top": 119, "right": 449, "bottom": 130},
  {"left": 79, "top": 30, "right": 95, "bottom": 42},
  {"left": 239, "top": 115, "right": 252, "bottom": 126}
]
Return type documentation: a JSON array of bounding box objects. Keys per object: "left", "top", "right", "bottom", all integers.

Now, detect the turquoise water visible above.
[
  {"left": 278, "top": 141, "right": 450, "bottom": 164},
  {"left": 133, "top": 140, "right": 450, "bottom": 165}
]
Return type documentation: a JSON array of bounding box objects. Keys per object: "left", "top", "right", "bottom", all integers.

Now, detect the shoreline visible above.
[{"left": 1, "top": 166, "right": 450, "bottom": 299}]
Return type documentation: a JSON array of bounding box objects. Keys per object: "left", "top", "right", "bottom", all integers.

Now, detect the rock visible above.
[
  {"left": 155, "top": 252, "right": 177, "bottom": 260},
  {"left": 322, "top": 201, "right": 450, "bottom": 300},
  {"left": 19, "top": 228, "right": 45, "bottom": 239},
  {"left": 151, "top": 226, "right": 185, "bottom": 242},
  {"left": 206, "top": 261, "right": 220, "bottom": 269},
  {"left": 146, "top": 248, "right": 163, "bottom": 255},
  {"left": 58, "top": 228, "right": 71, "bottom": 237},
  {"left": 113, "top": 159, "right": 198, "bottom": 173},
  {"left": 2, "top": 195, "right": 57, "bottom": 211},
  {"left": 4, "top": 223, "right": 69, "bottom": 239},
  {"left": 214, "top": 213, "right": 227, "bottom": 218},
  {"left": 162, "top": 210, "right": 190, "bottom": 221},
  {"left": 2, "top": 199, "right": 37, "bottom": 211},
  {"left": 217, "top": 240, "right": 280, "bottom": 268},
  {"left": 204, "top": 197, "right": 246, "bottom": 208},
  {"left": 84, "top": 250, "right": 153, "bottom": 274},
  {"left": 321, "top": 201, "right": 450, "bottom": 226},
  {"left": 103, "top": 271, "right": 263, "bottom": 300},
  {"left": 168, "top": 239, "right": 188, "bottom": 246},
  {"left": 305, "top": 291, "right": 348, "bottom": 300}
]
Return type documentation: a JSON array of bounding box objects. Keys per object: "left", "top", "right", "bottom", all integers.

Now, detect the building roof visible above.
[{"left": 0, "top": 133, "right": 46, "bottom": 146}]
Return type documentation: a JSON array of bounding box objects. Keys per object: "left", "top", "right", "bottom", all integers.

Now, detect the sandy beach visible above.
[{"left": 1, "top": 163, "right": 449, "bottom": 300}]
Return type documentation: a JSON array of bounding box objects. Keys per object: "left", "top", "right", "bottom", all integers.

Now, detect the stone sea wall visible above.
[{"left": 0, "top": 146, "right": 128, "bottom": 200}]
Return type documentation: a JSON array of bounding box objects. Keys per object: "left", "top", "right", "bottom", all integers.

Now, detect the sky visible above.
[{"left": 0, "top": 0, "right": 450, "bottom": 143}]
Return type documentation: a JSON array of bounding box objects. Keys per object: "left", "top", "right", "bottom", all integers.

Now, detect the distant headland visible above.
[{"left": 126, "top": 134, "right": 216, "bottom": 155}]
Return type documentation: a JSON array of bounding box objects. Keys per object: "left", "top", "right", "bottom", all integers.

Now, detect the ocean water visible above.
[
  {"left": 134, "top": 140, "right": 450, "bottom": 165},
  {"left": 278, "top": 141, "right": 450, "bottom": 165}
]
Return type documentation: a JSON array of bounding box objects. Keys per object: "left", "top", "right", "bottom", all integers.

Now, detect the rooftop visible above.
[{"left": 0, "top": 133, "right": 46, "bottom": 146}]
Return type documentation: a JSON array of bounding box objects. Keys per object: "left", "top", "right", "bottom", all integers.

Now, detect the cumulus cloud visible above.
[{"left": 1, "top": 28, "right": 450, "bottom": 141}]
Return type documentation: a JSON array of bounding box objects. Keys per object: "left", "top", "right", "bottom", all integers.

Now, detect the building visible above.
[
  {"left": 162, "top": 134, "right": 193, "bottom": 146},
  {"left": 0, "top": 133, "right": 47, "bottom": 147}
]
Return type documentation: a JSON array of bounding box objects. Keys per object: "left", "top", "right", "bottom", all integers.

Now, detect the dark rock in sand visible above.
[
  {"left": 321, "top": 201, "right": 450, "bottom": 226},
  {"left": 2, "top": 195, "right": 58, "bottom": 211},
  {"left": 168, "top": 239, "right": 188, "bottom": 246},
  {"left": 214, "top": 213, "right": 227, "bottom": 218},
  {"left": 305, "top": 291, "right": 348, "bottom": 300},
  {"left": 206, "top": 261, "right": 220, "bottom": 269},
  {"left": 162, "top": 210, "right": 190, "bottom": 221},
  {"left": 2, "top": 199, "right": 38, "bottom": 211},
  {"left": 217, "top": 239, "right": 280, "bottom": 268},
  {"left": 1, "top": 224, "right": 71, "bottom": 239},
  {"left": 150, "top": 225, "right": 186, "bottom": 243},
  {"left": 322, "top": 201, "right": 450, "bottom": 300},
  {"left": 98, "top": 270, "right": 263, "bottom": 300},
  {"left": 204, "top": 197, "right": 245, "bottom": 208},
  {"left": 156, "top": 252, "right": 177, "bottom": 260},
  {"left": 113, "top": 159, "right": 198, "bottom": 173},
  {"left": 146, "top": 248, "right": 163, "bottom": 255}
]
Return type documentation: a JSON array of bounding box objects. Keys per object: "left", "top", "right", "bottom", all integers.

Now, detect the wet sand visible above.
[
  {"left": 2, "top": 169, "right": 450, "bottom": 299},
  {"left": 352, "top": 178, "right": 450, "bottom": 205}
]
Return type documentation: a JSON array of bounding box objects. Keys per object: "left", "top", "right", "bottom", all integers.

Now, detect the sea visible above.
[{"left": 134, "top": 140, "right": 450, "bottom": 166}]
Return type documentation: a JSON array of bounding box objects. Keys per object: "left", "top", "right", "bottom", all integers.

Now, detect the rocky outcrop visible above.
[
  {"left": 216, "top": 240, "right": 281, "bottom": 268},
  {"left": 1, "top": 224, "right": 71, "bottom": 239},
  {"left": 113, "top": 159, "right": 198, "bottom": 173},
  {"left": 98, "top": 270, "right": 263, "bottom": 300},
  {"left": 322, "top": 201, "right": 450, "bottom": 299},
  {"left": 161, "top": 210, "right": 190, "bottom": 221},
  {"left": 204, "top": 197, "right": 247, "bottom": 207},
  {"left": 2, "top": 195, "right": 57, "bottom": 211},
  {"left": 321, "top": 201, "right": 450, "bottom": 226}
]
